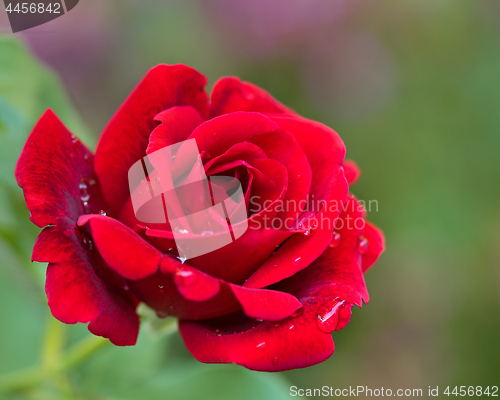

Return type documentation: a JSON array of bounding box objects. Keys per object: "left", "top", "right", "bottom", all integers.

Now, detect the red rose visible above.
[{"left": 16, "top": 64, "right": 384, "bottom": 372}]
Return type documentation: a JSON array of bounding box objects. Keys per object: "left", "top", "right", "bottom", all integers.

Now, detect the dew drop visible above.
[
  {"left": 215, "top": 329, "right": 225, "bottom": 336},
  {"left": 291, "top": 307, "right": 304, "bottom": 318},
  {"left": 201, "top": 230, "right": 214, "bottom": 236},
  {"left": 357, "top": 236, "right": 369, "bottom": 254},
  {"left": 175, "top": 269, "right": 198, "bottom": 287},
  {"left": 123, "top": 285, "right": 129, "bottom": 291},
  {"left": 178, "top": 228, "right": 189, "bottom": 234},
  {"left": 256, "top": 342, "right": 267, "bottom": 350},
  {"left": 272, "top": 357, "right": 279, "bottom": 366},
  {"left": 82, "top": 235, "right": 93, "bottom": 251},
  {"left": 292, "top": 256, "right": 303, "bottom": 268},
  {"left": 296, "top": 174, "right": 301, "bottom": 180},
  {"left": 289, "top": 324, "right": 295, "bottom": 331},
  {"left": 329, "top": 231, "right": 341, "bottom": 248},
  {"left": 158, "top": 285, "right": 166, "bottom": 293},
  {"left": 255, "top": 318, "right": 263, "bottom": 322},
  {"left": 156, "top": 310, "right": 168, "bottom": 318},
  {"left": 79, "top": 180, "right": 91, "bottom": 202},
  {"left": 316, "top": 299, "right": 345, "bottom": 333},
  {"left": 99, "top": 210, "right": 107, "bottom": 216},
  {"left": 274, "top": 322, "right": 281, "bottom": 328},
  {"left": 71, "top": 134, "right": 81, "bottom": 146}
]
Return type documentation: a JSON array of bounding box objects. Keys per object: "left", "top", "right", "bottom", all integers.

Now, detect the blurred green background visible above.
[{"left": 1, "top": 0, "right": 499, "bottom": 398}]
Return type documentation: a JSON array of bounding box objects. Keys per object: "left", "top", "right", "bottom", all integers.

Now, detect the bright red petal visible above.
[
  {"left": 268, "top": 115, "right": 345, "bottom": 202},
  {"left": 146, "top": 106, "right": 204, "bottom": 155},
  {"left": 179, "top": 305, "right": 334, "bottom": 372},
  {"left": 343, "top": 159, "right": 361, "bottom": 185},
  {"left": 209, "top": 77, "right": 295, "bottom": 118},
  {"left": 78, "top": 214, "right": 162, "bottom": 280},
  {"left": 361, "top": 221, "right": 385, "bottom": 273},
  {"left": 94, "top": 65, "right": 208, "bottom": 215},
  {"left": 228, "top": 284, "right": 302, "bottom": 321},
  {"left": 178, "top": 197, "right": 376, "bottom": 371}
]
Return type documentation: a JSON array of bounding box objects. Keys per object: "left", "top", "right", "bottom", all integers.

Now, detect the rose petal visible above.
[
  {"left": 15, "top": 109, "right": 99, "bottom": 227},
  {"left": 342, "top": 159, "right": 361, "bottom": 185},
  {"left": 209, "top": 77, "right": 295, "bottom": 118},
  {"left": 228, "top": 284, "right": 302, "bottom": 321},
  {"left": 94, "top": 64, "right": 208, "bottom": 215},
  {"left": 146, "top": 106, "right": 204, "bottom": 155},
  {"left": 178, "top": 197, "right": 374, "bottom": 371},
  {"left": 268, "top": 115, "right": 345, "bottom": 202},
  {"left": 361, "top": 221, "right": 385, "bottom": 273},
  {"left": 244, "top": 165, "right": 348, "bottom": 288},
  {"left": 35, "top": 225, "right": 139, "bottom": 346},
  {"left": 78, "top": 214, "right": 162, "bottom": 280},
  {"left": 179, "top": 305, "right": 334, "bottom": 372}
]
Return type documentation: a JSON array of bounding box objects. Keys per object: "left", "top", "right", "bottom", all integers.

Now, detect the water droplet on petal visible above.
[
  {"left": 292, "top": 256, "right": 302, "bottom": 268},
  {"left": 256, "top": 342, "right": 267, "bottom": 350},
  {"left": 289, "top": 324, "right": 295, "bottom": 330},
  {"left": 79, "top": 180, "right": 91, "bottom": 202},
  {"left": 296, "top": 174, "right": 301, "bottom": 180},
  {"left": 123, "top": 285, "right": 129, "bottom": 291},
  {"left": 272, "top": 357, "right": 279, "bottom": 366},
  {"left": 156, "top": 310, "right": 168, "bottom": 318},
  {"left": 329, "top": 231, "right": 341, "bottom": 248},
  {"left": 291, "top": 307, "right": 304, "bottom": 318},
  {"left": 201, "top": 230, "right": 214, "bottom": 236},
  {"left": 357, "top": 236, "right": 369, "bottom": 254},
  {"left": 71, "top": 134, "right": 81, "bottom": 146},
  {"left": 178, "top": 228, "right": 189, "bottom": 235},
  {"left": 158, "top": 285, "right": 166, "bottom": 293},
  {"left": 316, "top": 299, "right": 345, "bottom": 333},
  {"left": 175, "top": 269, "right": 198, "bottom": 287},
  {"left": 82, "top": 235, "right": 93, "bottom": 251},
  {"left": 303, "top": 229, "right": 312, "bottom": 236},
  {"left": 99, "top": 210, "right": 107, "bottom": 216}
]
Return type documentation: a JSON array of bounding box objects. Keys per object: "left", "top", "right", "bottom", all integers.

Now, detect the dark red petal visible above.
[
  {"left": 94, "top": 65, "right": 208, "bottom": 215},
  {"left": 160, "top": 258, "right": 221, "bottom": 302},
  {"left": 342, "top": 159, "right": 361, "bottom": 185},
  {"left": 276, "top": 196, "right": 370, "bottom": 308},
  {"left": 361, "top": 221, "right": 385, "bottom": 273},
  {"left": 244, "top": 165, "right": 348, "bottom": 289},
  {"left": 36, "top": 225, "right": 139, "bottom": 346},
  {"left": 78, "top": 214, "right": 162, "bottom": 280},
  {"left": 15, "top": 109, "right": 96, "bottom": 227},
  {"left": 146, "top": 106, "right": 204, "bottom": 155},
  {"left": 147, "top": 225, "right": 293, "bottom": 285},
  {"left": 228, "top": 284, "right": 302, "bottom": 321},
  {"left": 179, "top": 305, "right": 334, "bottom": 372},
  {"left": 203, "top": 141, "right": 268, "bottom": 171},
  {"left": 209, "top": 77, "right": 295, "bottom": 118},
  {"left": 178, "top": 197, "right": 378, "bottom": 371},
  {"left": 187, "top": 111, "right": 278, "bottom": 157},
  {"left": 268, "top": 115, "right": 345, "bottom": 202},
  {"left": 249, "top": 130, "right": 312, "bottom": 222}
]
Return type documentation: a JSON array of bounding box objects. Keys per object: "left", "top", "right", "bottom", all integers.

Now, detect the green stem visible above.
[{"left": 0, "top": 317, "right": 109, "bottom": 394}]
